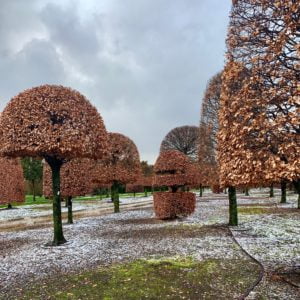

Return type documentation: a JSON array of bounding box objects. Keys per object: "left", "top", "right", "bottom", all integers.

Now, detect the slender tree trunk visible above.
[
  {"left": 144, "top": 187, "right": 148, "bottom": 197},
  {"left": 32, "top": 180, "right": 36, "bottom": 202},
  {"left": 280, "top": 180, "right": 287, "bottom": 204},
  {"left": 65, "top": 197, "right": 68, "bottom": 207},
  {"left": 67, "top": 196, "right": 73, "bottom": 224},
  {"left": 228, "top": 186, "right": 238, "bottom": 226},
  {"left": 269, "top": 184, "right": 274, "bottom": 198},
  {"left": 224, "top": 188, "right": 227, "bottom": 194},
  {"left": 199, "top": 184, "right": 203, "bottom": 197},
  {"left": 293, "top": 180, "right": 300, "bottom": 209},
  {"left": 133, "top": 191, "right": 136, "bottom": 198},
  {"left": 7, "top": 203, "right": 12, "bottom": 209},
  {"left": 111, "top": 181, "right": 120, "bottom": 213},
  {"left": 107, "top": 189, "right": 110, "bottom": 198},
  {"left": 245, "top": 187, "right": 249, "bottom": 196},
  {"left": 46, "top": 156, "right": 66, "bottom": 246}
]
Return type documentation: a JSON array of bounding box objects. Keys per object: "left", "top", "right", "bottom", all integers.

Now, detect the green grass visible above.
[
  {"left": 19, "top": 257, "right": 261, "bottom": 299},
  {"left": 74, "top": 192, "right": 153, "bottom": 202},
  {"left": 0, "top": 195, "right": 50, "bottom": 208}
]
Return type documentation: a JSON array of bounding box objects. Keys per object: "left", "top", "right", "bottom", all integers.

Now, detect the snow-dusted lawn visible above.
[
  {"left": 0, "top": 196, "right": 153, "bottom": 222},
  {"left": 0, "top": 190, "right": 299, "bottom": 299}
]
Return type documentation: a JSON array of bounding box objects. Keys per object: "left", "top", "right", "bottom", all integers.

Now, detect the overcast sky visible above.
[{"left": 0, "top": 0, "right": 231, "bottom": 163}]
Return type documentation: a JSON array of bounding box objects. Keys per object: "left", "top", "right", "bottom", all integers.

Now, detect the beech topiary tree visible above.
[
  {"left": 0, "top": 157, "right": 25, "bottom": 208},
  {"left": 218, "top": 0, "right": 300, "bottom": 227},
  {"left": 92, "top": 132, "right": 141, "bottom": 213},
  {"left": 160, "top": 126, "right": 199, "bottom": 161},
  {"left": 0, "top": 85, "right": 108, "bottom": 245},
  {"left": 198, "top": 72, "right": 222, "bottom": 193},
  {"left": 43, "top": 158, "right": 94, "bottom": 224},
  {"left": 153, "top": 150, "right": 196, "bottom": 220}
]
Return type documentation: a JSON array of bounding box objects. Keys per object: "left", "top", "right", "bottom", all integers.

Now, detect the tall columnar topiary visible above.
[
  {"left": 43, "top": 158, "right": 94, "bottom": 224},
  {"left": 219, "top": 0, "right": 300, "bottom": 214},
  {"left": 92, "top": 132, "right": 141, "bottom": 213},
  {"left": 0, "top": 85, "right": 108, "bottom": 245},
  {"left": 198, "top": 72, "right": 222, "bottom": 192},
  {"left": 153, "top": 150, "right": 196, "bottom": 220},
  {"left": 0, "top": 157, "right": 25, "bottom": 208}
]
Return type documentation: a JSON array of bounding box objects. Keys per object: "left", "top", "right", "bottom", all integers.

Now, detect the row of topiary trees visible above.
[
  {"left": 0, "top": 85, "right": 118, "bottom": 245},
  {"left": 1, "top": 84, "right": 188, "bottom": 246}
]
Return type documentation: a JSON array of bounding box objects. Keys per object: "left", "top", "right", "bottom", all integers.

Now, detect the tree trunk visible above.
[
  {"left": 144, "top": 187, "right": 148, "bottom": 197},
  {"left": 32, "top": 180, "right": 36, "bottom": 202},
  {"left": 280, "top": 181, "right": 287, "bottom": 204},
  {"left": 67, "top": 196, "right": 73, "bottom": 224},
  {"left": 133, "top": 191, "right": 136, "bottom": 198},
  {"left": 199, "top": 184, "right": 203, "bottom": 197},
  {"left": 46, "top": 156, "right": 66, "bottom": 246},
  {"left": 111, "top": 181, "right": 120, "bottom": 213},
  {"left": 269, "top": 184, "right": 274, "bottom": 198},
  {"left": 228, "top": 186, "right": 238, "bottom": 226},
  {"left": 245, "top": 187, "right": 249, "bottom": 196},
  {"left": 293, "top": 180, "right": 300, "bottom": 209},
  {"left": 7, "top": 203, "right": 12, "bottom": 209}
]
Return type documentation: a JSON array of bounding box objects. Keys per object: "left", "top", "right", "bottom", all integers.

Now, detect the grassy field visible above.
[
  {"left": 18, "top": 257, "right": 260, "bottom": 299},
  {"left": 0, "top": 192, "right": 155, "bottom": 209}
]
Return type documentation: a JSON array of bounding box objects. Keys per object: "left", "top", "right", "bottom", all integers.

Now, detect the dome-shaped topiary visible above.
[
  {"left": 0, "top": 84, "right": 109, "bottom": 245},
  {"left": 0, "top": 84, "right": 108, "bottom": 160}
]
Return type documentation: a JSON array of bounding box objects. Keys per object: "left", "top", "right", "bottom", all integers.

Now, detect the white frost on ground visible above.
[
  {"left": 0, "top": 190, "right": 299, "bottom": 299},
  {"left": 0, "top": 196, "right": 153, "bottom": 222}
]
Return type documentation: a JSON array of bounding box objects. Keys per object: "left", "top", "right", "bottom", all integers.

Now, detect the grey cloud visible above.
[{"left": 0, "top": 0, "right": 231, "bottom": 163}]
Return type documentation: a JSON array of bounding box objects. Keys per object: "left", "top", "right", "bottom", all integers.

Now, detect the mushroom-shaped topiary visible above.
[
  {"left": 153, "top": 150, "right": 196, "bottom": 219},
  {"left": 0, "top": 85, "right": 108, "bottom": 245},
  {"left": 92, "top": 132, "right": 141, "bottom": 212},
  {"left": 43, "top": 158, "right": 95, "bottom": 224},
  {"left": 0, "top": 157, "right": 25, "bottom": 208}
]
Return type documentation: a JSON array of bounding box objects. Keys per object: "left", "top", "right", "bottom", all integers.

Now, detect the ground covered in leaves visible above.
[{"left": 0, "top": 189, "right": 299, "bottom": 299}]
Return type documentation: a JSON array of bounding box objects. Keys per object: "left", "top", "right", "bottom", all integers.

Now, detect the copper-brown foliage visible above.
[
  {"left": 153, "top": 150, "right": 196, "bottom": 219},
  {"left": 160, "top": 126, "right": 199, "bottom": 161},
  {"left": 153, "top": 150, "right": 196, "bottom": 187},
  {"left": 198, "top": 72, "right": 222, "bottom": 187},
  {"left": 218, "top": 0, "right": 300, "bottom": 187},
  {"left": 126, "top": 183, "right": 144, "bottom": 194},
  {"left": 92, "top": 132, "right": 141, "bottom": 185},
  {"left": 43, "top": 158, "right": 94, "bottom": 197},
  {"left": 0, "top": 85, "right": 108, "bottom": 160},
  {"left": 0, "top": 158, "right": 25, "bottom": 204},
  {"left": 153, "top": 192, "right": 195, "bottom": 219}
]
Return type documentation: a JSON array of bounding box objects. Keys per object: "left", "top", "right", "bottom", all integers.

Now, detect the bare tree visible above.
[{"left": 160, "top": 125, "right": 199, "bottom": 161}]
